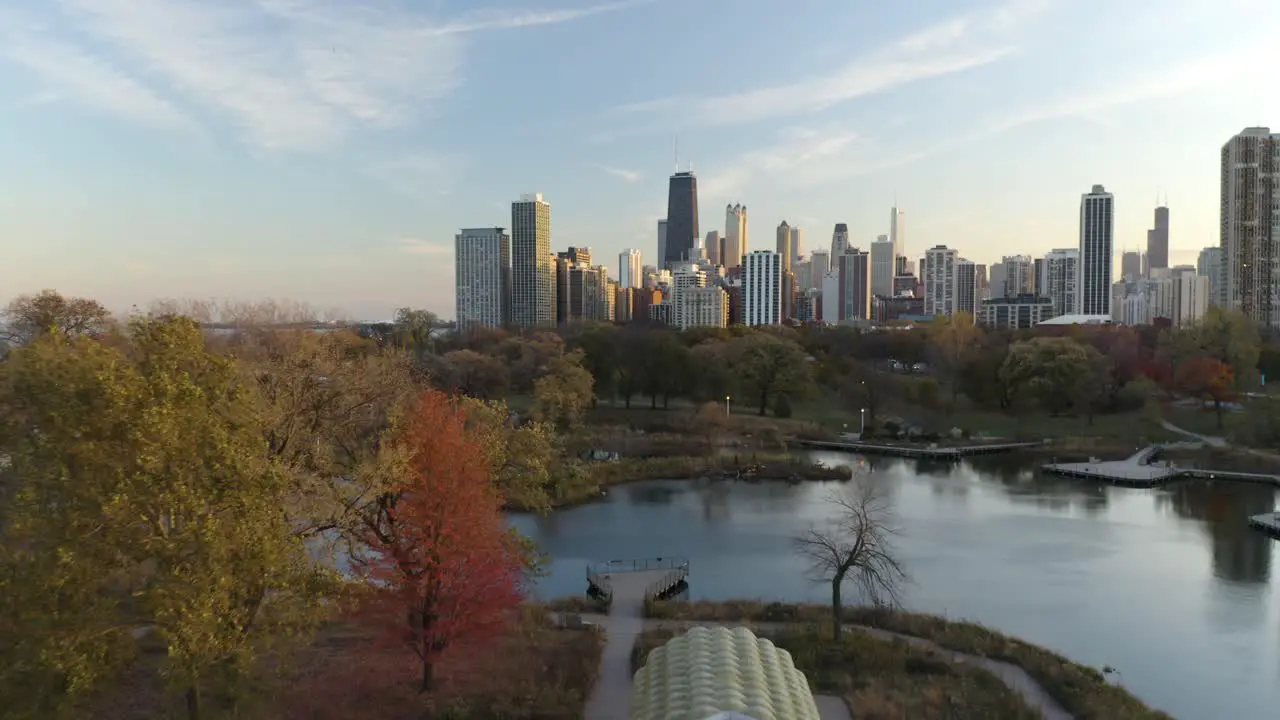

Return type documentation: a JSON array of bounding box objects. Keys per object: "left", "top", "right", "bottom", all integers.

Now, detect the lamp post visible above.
[
  {"left": 860, "top": 408, "right": 866, "bottom": 436},
  {"left": 725, "top": 395, "right": 731, "bottom": 416}
]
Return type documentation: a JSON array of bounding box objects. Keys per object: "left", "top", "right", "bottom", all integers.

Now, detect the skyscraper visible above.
[
  {"left": 1044, "top": 248, "right": 1080, "bottom": 318},
  {"left": 1197, "top": 246, "right": 1223, "bottom": 305},
  {"left": 665, "top": 170, "right": 699, "bottom": 266},
  {"left": 705, "top": 231, "right": 722, "bottom": 265},
  {"left": 830, "top": 223, "right": 849, "bottom": 258},
  {"left": 1221, "top": 127, "right": 1279, "bottom": 327},
  {"left": 789, "top": 226, "right": 803, "bottom": 263},
  {"left": 870, "top": 235, "right": 894, "bottom": 297},
  {"left": 657, "top": 219, "right": 668, "bottom": 268},
  {"left": 511, "top": 193, "right": 555, "bottom": 329},
  {"left": 620, "top": 248, "right": 643, "bottom": 289},
  {"left": 455, "top": 227, "right": 510, "bottom": 333},
  {"left": 890, "top": 207, "right": 906, "bottom": 259},
  {"left": 1079, "top": 184, "right": 1114, "bottom": 317},
  {"left": 923, "top": 245, "right": 958, "bottom": 317},
  {"left": 776, "top": 221, "right": 793, "bottom": 274},
  {"left": 724, "top": 203, "right": 748, "bottom": 269},
  {"left": 955, "top": 259, "right": 978, "bottom": 316},
  {"left": 743, "top": 251, "right": 781, "bottom": 326},
  {"left": 1147, "top": 205, "right": 1170, "bottom": 274},
  {"left": 1121, "top": 251, "right": 1142, "bottom": 281}
]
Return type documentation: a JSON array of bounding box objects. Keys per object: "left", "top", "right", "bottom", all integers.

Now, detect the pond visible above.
[{"left": 509, "top": 451, "right": 1280, "bottom": 720}]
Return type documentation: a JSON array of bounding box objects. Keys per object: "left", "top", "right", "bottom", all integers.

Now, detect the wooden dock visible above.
[
  {"left": 1041, "top": 445, "right": 1280, "bottom": 489},
  {"left": 795, "top": 438, "right": 1047, "bottom": 460},
  {"left": 586, "top": 556, "right": 689, "bottom": 605},
  {"left": 1248, "top": 513, "right": 1280, "bottom": 538}
]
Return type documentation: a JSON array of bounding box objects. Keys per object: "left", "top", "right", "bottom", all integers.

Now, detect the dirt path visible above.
[{"left": 580, "top": 612, "right": 1073, "bottom": 720}]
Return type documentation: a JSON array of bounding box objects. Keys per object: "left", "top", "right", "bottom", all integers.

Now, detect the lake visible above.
[{"left": 509, "top": 451, "right": 1280, "bottom": 720}]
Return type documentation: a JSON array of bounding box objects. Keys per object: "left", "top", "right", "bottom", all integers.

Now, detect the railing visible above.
[
  {"left": 589, "top": 556, "right": 689, "bottom": 575},
  {"left": 644, "top": 566, "right": 689, "bottom": 601},
  {"left": 585, "top": 568, "right": 613, "bottom": 604}
]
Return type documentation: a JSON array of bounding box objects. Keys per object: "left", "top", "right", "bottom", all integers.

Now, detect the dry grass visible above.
[
  {"left": 631, "top": 625, "right": 1041, "bottom": 720},
  {"left": 646, "top": 601, "right": 1172, "bottom": 720}
]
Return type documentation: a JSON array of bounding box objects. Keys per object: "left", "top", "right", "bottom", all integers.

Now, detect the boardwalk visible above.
[
  {"left": 1249, "top": 512, "right": 1280, "bottom": 538},
  {"left": 794, "top": 438, "right": 1046, "bottom": 460},
  {"left": 1042, "top": 445, "right": 1280, "bottom": 489}
]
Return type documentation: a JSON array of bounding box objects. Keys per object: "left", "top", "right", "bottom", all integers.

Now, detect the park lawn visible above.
[
  {"left": 945, "top": 408, "right": 1176, "bottom": 444},
  {"left": 645, "top": 601, "right": 1172, "bottom": 720},
  {"left": 631, "top": 625, "right": 1041, "bottom": 720}
]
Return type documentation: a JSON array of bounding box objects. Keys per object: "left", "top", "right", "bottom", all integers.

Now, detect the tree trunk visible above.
[
  {"left": 758, "top": 391, "right": 768, "bottom": 416},
  {"left": 830, "top": 574, "right": 844, "bottom": 642},
  {"left": 185, "top": 684, "right": 201, "bottom": 720},
  {"left": 650, "top": 394, "right": 657, "bottom": 409},
  {"left": 421, "top": 656, "right": 434, "bottom": 693},
  {"left": 1215, "top": 399, "right": 1224, "bottom": 429},
  {"left": 625, "top": 394, "right": 632, "bottom": 409}
]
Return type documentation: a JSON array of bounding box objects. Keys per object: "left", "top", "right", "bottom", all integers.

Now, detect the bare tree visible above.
[
  {"left": 1, "top": 289, "right": 113, "bottom": 345},
  {"left": 794, "top": 477, "right": 908, "bottom": 640}
]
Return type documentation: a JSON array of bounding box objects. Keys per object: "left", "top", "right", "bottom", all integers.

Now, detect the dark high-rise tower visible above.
[
  {"left": 664, "top": 171, "right": 699, "bottom": 266},
  {"left": 1147, "top": 204, "right": 1169, "bottom": 274}
]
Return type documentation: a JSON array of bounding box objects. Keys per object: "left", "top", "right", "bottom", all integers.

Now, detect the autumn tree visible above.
[
  {"left": 926, "top": 312, "right": 979, "bottom": 409},
  {"left": 1, "top": 289, "right": 113, "bottom": 345},
  {"left": 441, "top": 348, "right": 509, "bottom": 399},
  {"left": 0, "top": 317, "right": 331, "bottom": 719},
  {"left": 223, "top": 328, "right": 418, "bottom": 548},
  {"left": 498, "top": 332, "right": 565, "bottom": 392},
  {"left": 727, "top": 332, "right": 813, "bottom": 416},
  {"left": 354, "top": 389, "right": 526, "bottom": 693},
  {"left": 794, "top": 478, "right": 907, "bottom": 641},
  {"left": 575, "top": 323, "right": 622, "bottom": 402},
  {"left": 1175, "top": 356, "right": 1236, "bottom": 429},
  {"left": 999, "top": 337, "right": 1104, "bottom": 417},
  {"left": 460, "top": 397, "right": 558, "bottom": 514},
  {"left": 634, "top": 330, "right": 690, "bottom": 409},
  {"left": 533, "top": 351, "right": 595, "bottom": 430}
]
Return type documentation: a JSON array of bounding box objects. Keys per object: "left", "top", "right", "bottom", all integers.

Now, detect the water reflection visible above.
[
  {"left": 1160, "top": 482, "right": 1274, "bottom": 585},
  {"left": 964, "top": 457, "right": 1110, "bottom": 515}
]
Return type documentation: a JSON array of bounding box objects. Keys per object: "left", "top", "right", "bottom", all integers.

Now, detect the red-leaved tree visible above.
[
  {"left": 1175, "top": 356, "right": 1236, "bottom": 429},
  {"left": 354, "top": 388, "right": 526, "bottom": 692}
]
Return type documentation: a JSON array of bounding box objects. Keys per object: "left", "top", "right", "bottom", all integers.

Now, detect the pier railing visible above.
[
  {"left": 589, "top": 556, "right": 689, "bottom": 575},
  {"left": 645, "top": 566, "right": 690, "bottom": 601},
  {"left": 585, "top": 568, "right": 613, "bottom": 604}
]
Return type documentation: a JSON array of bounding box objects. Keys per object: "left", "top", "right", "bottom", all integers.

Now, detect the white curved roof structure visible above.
[{"left": 629, "top": 626, "right": 822, "bottom": 720}]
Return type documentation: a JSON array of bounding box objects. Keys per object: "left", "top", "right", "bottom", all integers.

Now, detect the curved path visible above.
[{"left": 576, "top": 604, "right": 1072, "bottom": 720}]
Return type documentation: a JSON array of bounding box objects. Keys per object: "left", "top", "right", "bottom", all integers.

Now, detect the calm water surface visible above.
[{"left": 509, "top": 451, "right": 1280, "bottom": 720}]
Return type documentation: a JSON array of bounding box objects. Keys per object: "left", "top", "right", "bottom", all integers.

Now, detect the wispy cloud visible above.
[
  {"left": 397, "top": 238, "right": 452, "bottom": 255},
  {"left": 365, "top": 152, "right": 464, "bottom": 200},
  {"left": 612, "top": 0, "right": 1051, "bottom": 129},
  {"left": 0, "top": 19, "right": 191, "bottom": 130},
  {"left": 699, "top": 127, "right": 863, "bottom": 199},
  {"left": 2, "top": 0, "right": 647, "bottom": 152},
  {"left": 592, "top": 163, "right": 641, "bottom": 182}
]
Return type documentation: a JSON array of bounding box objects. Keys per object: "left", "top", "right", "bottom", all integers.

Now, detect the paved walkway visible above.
[
  {"left": 1161, "top": 419, "right": 1229, "bottom": 448},
  {"left": 1042, "top": 445, "right": 1178, "bottom": 483}
]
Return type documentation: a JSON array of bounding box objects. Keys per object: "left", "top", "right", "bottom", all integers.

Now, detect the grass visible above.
[
  {"left": 631, "top": 624, "right": 1042, "bottom": 720},
  {"left": 645, "top": 600, "right": 1172, "bottom": 720},
  {"left": 545, "top": 594, "right": 609, "bottom": 615}
]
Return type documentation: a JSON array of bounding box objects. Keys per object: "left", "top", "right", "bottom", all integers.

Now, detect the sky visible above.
[{"left": 2, "top": 0, "right": 1279, "bottom": 321}]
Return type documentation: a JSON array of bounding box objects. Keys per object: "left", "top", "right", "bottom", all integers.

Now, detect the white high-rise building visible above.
[
  {"left": 743, "top": 250, "right": 782, "bottom": 326},
  {"left": 684, "top": 286, "right": 729, "bottom": 328},
  {"left": 657, "top": 219, "right": 668, "bottom": 269},
  {"left": 1043, "top": 248, "right": 1080, "bottom": 319},
  {"left": 923, "top": 245, "right": 958, "bottom": 317},
  {"left": 1197, "top": 246, "right": 1223, "bottom": 306},
  {"left": 455, "top": 227, "right": 510, "bottom": 333},
  {"left": 620, "top": 248, "right": 643, "bottom": 289},
  {"left": 870, "top": 236, "right": 894, "bottom": 298},
  {"left": 511, "top": 193, "right": 555, "bottom": 329},
  {"left": 890, "top": 207, "right": 906, "bottom": 259},
  {"left": 1079, "top": 184, "right": 1115, "bottom": 318},
  {"left": 1151, "top": 267, "right": 1210, "bottom": 327},
  {"left": 671, "top": 263, "right": 709, "bottom": 329},
  {"left": 724, "top": 203, "right": 748, "bottom": 269},
  {"left": 1221, "top": 127, "right": 1280, "bottom": 327},
  {"left": 993, "top": 255, "right": 1034, "bottom": 298}
]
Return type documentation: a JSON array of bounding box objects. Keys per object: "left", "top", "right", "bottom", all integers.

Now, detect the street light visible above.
[
  {"left": 860, "top": 408, "right": 866, "bottom": 436},
  {"left": 725, "top": 395, "right": 731, "bottom": 415}
]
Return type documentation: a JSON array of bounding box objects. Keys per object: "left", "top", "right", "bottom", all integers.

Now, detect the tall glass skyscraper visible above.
[
  {"left": 664, "top": 171, "right": 699, "bottom": 266},
  {"left": 511, "top": 193, "right": 555, "bottom": 328}
]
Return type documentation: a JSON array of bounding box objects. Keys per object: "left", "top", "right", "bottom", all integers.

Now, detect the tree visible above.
[
  {"left": 844, "top": 361, "right": 892, "bottom": 428},
  {"left": 1175, "top": 356, "right": 1236, "bottom": 429},
  {"left": 354, "top": 389, "right": 526, "bottom": 693},
  {"left": 532, "top": 351, "right": 595, "bottom": 430},
  {"left": 1, "top": 289, "right": 113, "bottom": 345},
  {"left": 442, "top": 349, "right": 509, "bottom": 399},
  {"left": 999, "top": 337, "right": 1101, "bottom": 416},
  {"left": 927, "top": 313, "right": 979, "bottom": 409},
  {"left": 497, "top": 333, "right": 565, "bottom": 393},
  {"left": 727, "top": 333, "right": 813, "bottom": 416},
  {"left": 794, "top": 479, "right": 907, "bottom": 641},
  {"left": 459, "top": 397, "right": 557, "bottom": 514},
  {"left": 0, "top": 318, "right": 330, "bottom": 719}
]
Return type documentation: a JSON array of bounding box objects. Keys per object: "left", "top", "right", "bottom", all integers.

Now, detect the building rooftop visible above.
[{"left": 1036, "top": 313, "right": 1112, "bottom": 325}]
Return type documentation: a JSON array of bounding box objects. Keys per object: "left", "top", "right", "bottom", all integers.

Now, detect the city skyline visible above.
[{"left": 3, "top": 0, "right": 1280, "bottom": 319}]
